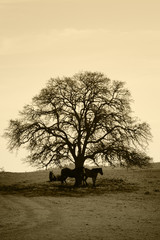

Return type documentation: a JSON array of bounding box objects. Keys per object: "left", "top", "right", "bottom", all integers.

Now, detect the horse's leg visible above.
[
  {"left": 61, "top": 176, "right": 67, "bottom": 184},
  {"left": 83, "top": 178, "right": 87, "bottom": 186},
  {"left": 92, "top": 177, "right": 96, "bottom": 187},
  {"left": 83, "top": 176, "right": 88, "bottom": 186}
]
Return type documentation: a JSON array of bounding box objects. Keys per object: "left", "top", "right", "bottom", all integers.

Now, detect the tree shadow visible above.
[{"left": 0, "top": 178, "right": 138, "bottom": 197}]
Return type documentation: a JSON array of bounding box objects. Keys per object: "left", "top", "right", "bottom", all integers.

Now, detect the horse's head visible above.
[
  {"left": 49, "top": 171, "right": 53, "bottom": 181},
  {"left": 99, "top": 168, "right": 103, "bottom": 175}
]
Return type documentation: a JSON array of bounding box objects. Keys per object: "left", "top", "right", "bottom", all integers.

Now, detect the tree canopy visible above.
[{"left": 4, "top": 71, "right": 152, "bottom": 169}]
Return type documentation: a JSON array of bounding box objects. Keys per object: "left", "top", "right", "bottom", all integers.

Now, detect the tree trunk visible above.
[{"left": 74, "top": 157, "right": 84, "bottom": 187}]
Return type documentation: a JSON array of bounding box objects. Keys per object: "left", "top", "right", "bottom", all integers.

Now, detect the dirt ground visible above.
[{"left": 0, "top": 164, "right": 160, "bottom": 240}]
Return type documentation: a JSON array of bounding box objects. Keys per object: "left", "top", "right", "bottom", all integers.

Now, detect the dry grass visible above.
[
  {"left": 0, "top": 162, "right": 160, "bottom": 240},
  {"left": 0, "top": 163, "right": 160, "bottom": 197}
]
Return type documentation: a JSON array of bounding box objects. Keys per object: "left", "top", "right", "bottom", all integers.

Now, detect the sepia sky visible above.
[{"left": 0, "top": 0, "right": 160, "bottom": 171}]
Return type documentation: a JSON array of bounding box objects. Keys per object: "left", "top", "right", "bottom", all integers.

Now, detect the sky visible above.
[{"left": 0, "top": 0, "right": 160, "bottom": 172}]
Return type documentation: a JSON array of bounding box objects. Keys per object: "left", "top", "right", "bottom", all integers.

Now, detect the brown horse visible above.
[
  {"left": 83, "top": 168, "right": 103, "bottom": 187},
  {"left": 61, "top": 167, "right": 84, "bottom": 186}
]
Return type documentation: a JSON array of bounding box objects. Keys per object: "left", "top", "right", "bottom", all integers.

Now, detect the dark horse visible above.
[
  {"left": 61, "top": 167, "right": 84, "bottom": 186},
  {"left": 83, "top": 168, "right": 103, "bottom": 187}
]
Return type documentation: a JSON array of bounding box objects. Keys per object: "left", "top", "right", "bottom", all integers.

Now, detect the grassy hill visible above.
[{"left": 0, "top": 162, "right": 160, "bottom": 197}]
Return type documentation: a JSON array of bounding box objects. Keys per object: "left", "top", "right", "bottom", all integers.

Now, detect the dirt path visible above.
[{"left": 0, "top": 193, "right": 160, "bottom": 240}]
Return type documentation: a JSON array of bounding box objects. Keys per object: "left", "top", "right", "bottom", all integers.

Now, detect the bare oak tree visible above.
[{"left": 4, "top": 72, "right": 152, "bottom": 172}]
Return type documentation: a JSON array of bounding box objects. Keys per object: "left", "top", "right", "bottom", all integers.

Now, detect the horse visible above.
[
  {"left": 83, "top": 167, "right": 103, "bottom": 187},
  {"left": 61, "top": 167, "right": 84, "bottom": 186}
]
